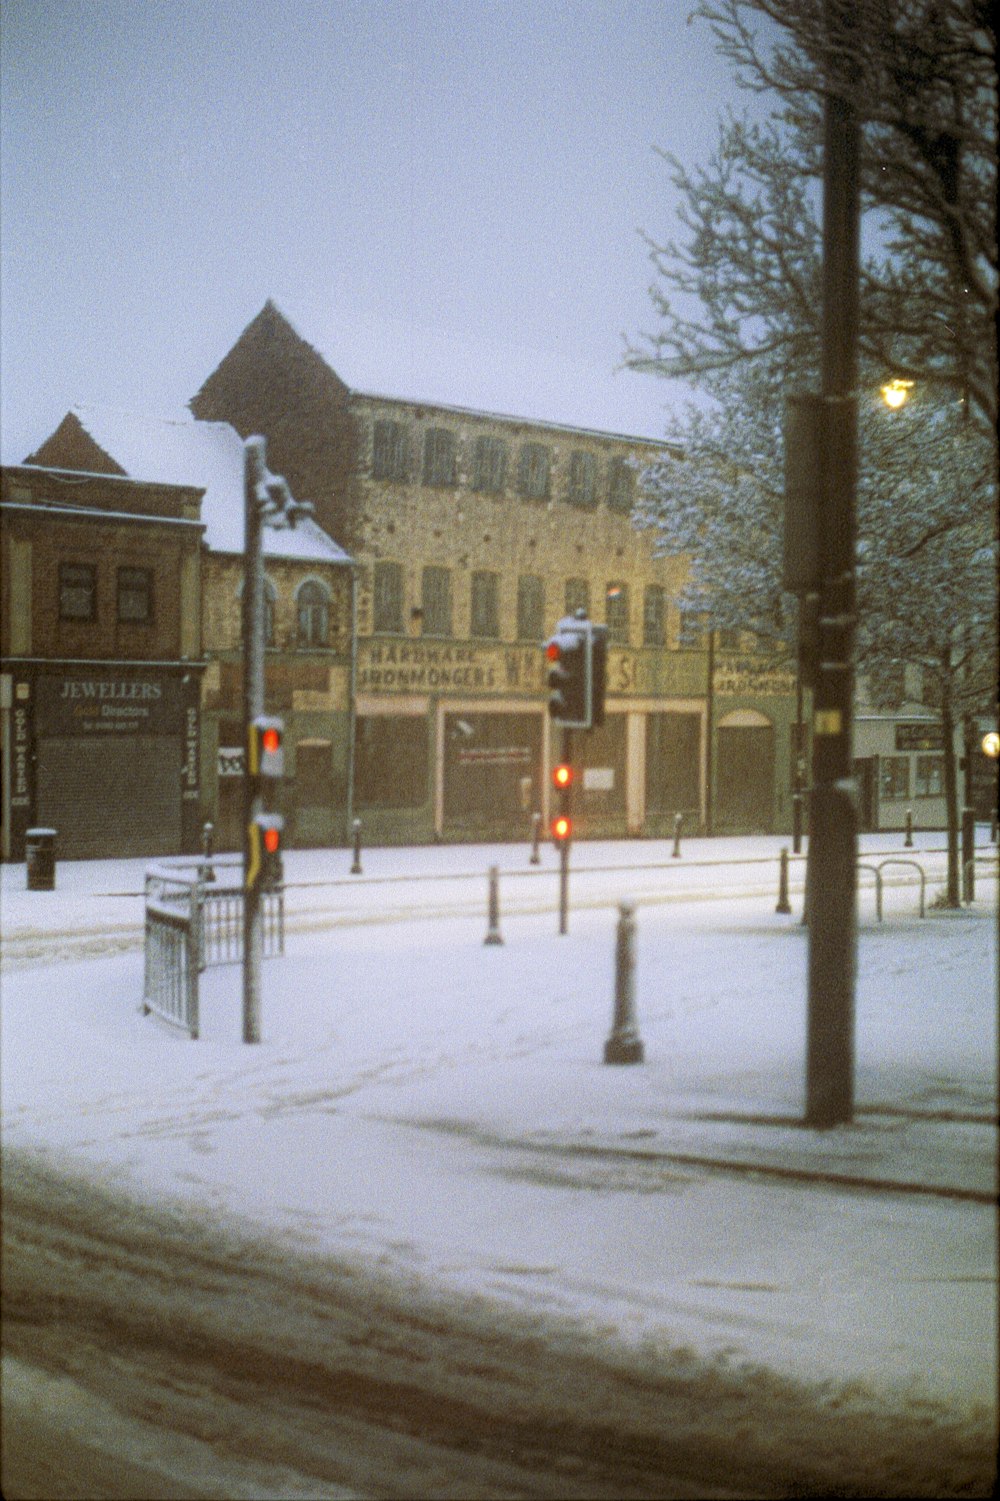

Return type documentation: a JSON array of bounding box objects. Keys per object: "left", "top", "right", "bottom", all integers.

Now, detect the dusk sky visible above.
[{"left": 2, "top": 0, "right": 752, "bottom": 463}]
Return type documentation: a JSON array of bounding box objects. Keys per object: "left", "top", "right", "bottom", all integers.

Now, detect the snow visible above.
[
  {"left": 2, "top": 835, "right": 997, "bottom": 1462},
  {"left": 58, "top": 405, "right": 352, "bottom": 563}
]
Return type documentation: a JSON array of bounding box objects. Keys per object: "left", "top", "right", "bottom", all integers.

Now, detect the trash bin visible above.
[{"left": 26, "top": 827, "right": 57, "bottom": 890}]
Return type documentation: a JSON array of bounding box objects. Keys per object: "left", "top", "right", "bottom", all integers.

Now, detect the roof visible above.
[
  {"left": 54, "top": 406, "right": 352, "bottom": 564},
  {"left": 269, "top": 298, "right": 673, "bottom": 445}
]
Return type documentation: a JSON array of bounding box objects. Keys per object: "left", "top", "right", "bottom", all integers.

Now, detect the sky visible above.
[{"left": 0, "top": 0, "right": 751, "bottom": 461}]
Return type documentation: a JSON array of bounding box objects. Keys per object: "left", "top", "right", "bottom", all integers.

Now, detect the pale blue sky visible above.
[{"left": 2, "top": 0, "right": 749, "bottom": 460}]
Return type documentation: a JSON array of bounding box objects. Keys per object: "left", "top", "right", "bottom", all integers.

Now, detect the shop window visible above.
[
  {"left": 470, "top": 571, "right": 500, "bottom": 638},
  {"left": 517, "top": 574, "right": 544, "bottom": 642},
  {"left": 117, "top": 566, "right": 153, "bottom": 624},
  {"left": 296, "top": 743, "right": 334, "bottom": 805},
  {"left": 59, "top": 562, "right": 96, "bottom": 621},
  {"left": 608, "top": 457, "right": 634, "bottom": 512},
  {"left": 880, "top": 756, "right": 910, "bottom": 799},
  {"left": 565, "top": 577, "right": 589, "bottom": 619},
  {"left": 354, "top": 716, "right": 428, "bottom": 808},
  {"left": 422, "top": 427, "right": 456, "bottom": 488},
  {"left": 472, "top": 435, "right": 507, "bottom": 493},
  {"left": 568, "top": 450, "right": 597, "bottom": 507},
  {"left": 518, "top": 442, "right": 550, "bottom": 499},
  {"left": 642, "top": 585, "right": 665, "bottom": 646},
  {"left": 296, "top": 580, "right": 330, "bottom": 647},
  {"left": 606, "top": 582, "right": 629, "bottom": 645},
  {"left": 372, "top": 419, "right": 409, "bottom": 482},
  {"left": 422, "top": 565, "right": 452, "bottom": 637},
  {"left": 373, "top": 561, "right": 404, "bottom": 633},
  {"left": 915, "top": 755, "right": 944, "bottom": 796}
]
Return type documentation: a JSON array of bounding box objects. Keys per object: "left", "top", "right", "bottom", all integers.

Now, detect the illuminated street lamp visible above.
[
  {"left": 881, "top": 378, "right": 914, "bottom": 409},
  {"left": 982, "top": 731, "right": 1000, "bottom": 759}
]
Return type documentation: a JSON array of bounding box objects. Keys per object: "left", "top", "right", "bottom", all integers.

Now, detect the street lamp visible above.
[{"left": 881, "top": 378, "right": 914, "bottom": 409}]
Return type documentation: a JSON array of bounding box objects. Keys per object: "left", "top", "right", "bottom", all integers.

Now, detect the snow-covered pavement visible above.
[{"left": 1, "top": 835, "right": 997, "bottom": 1497}]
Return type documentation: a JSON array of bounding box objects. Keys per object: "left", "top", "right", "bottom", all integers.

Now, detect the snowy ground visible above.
[{"left": 2, "top": 833, "right": 998, "bottom": 1497}]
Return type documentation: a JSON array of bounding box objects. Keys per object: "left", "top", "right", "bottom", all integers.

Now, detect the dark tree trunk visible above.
[{"left": 941, "top": 662, "right": 960, "bottom": 906}]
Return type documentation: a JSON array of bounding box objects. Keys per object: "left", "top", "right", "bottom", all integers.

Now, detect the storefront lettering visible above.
[
  {"left": 60, "top": 679, "right": 163, "bottom": 700},
  {"left": 12, "top": 705, "right": 30, "bottom": 806},
  {"left": 612, "top": 653, "right": 636, "bottom": 692},
  {"left": 359, "top": 664, "right": 498, "bottom": 692},
  {"left": 183, "top": 706, "right": 199, "bottom": 795}
]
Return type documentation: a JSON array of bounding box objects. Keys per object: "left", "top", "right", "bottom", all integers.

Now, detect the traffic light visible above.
[
  {"left": 246, "top": 811, "right": 284, "bottom": 890},
  {"left": 551, "top": 813, "right": 572, "bottom": 841},
  {"left": 545, "top": 620, "right": 591, "bottom": 728},
  {"left": 552, "top": 762, "right": 573, "bottom": 790},
  {"left": 248, "top": 715, "right": 285, "bottom": 778}
]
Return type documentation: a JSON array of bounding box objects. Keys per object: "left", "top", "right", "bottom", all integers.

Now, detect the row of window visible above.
[
  {"left": 371, "top": 563, "right": 711, "bottom": 648},
  {"left": 880, "top": 755, "right": 945, "bottom": 800},
  {"left": 59, "top": 563, "right": 154, "bottom": 625},
  {"left": 371, "top": 418, "right": 636, "bottom": 510}
]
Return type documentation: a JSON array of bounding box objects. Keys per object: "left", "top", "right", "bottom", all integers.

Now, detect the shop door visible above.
[
  {"left": 853, "top": 757, "right": 878, "bottom": 832},
  {"left": 36, "top": 735, "right": 182, "bottom": 858},
  {"left": 443, "top": 712, "right": 542, "bottom": 835},
  {"left": 716, "top": 724, "right": 775, "bottom": 832},
  {"left": 646, "top": 713, "right": 701, "bottom": 817}
]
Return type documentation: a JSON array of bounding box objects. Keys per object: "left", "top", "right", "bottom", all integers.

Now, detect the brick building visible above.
[
  {"left": 3, "top": 409, "right": 354, "bottom": 858},
  {"left": 191, "top": 301, "right": 802, "bottom": 841}
]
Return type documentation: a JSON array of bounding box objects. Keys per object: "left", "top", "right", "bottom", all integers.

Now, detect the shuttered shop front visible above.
[{"left": 33, "top": 672, "right": 193, "bottom": 859}]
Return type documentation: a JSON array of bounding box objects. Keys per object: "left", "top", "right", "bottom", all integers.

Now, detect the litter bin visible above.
[{"left": 26, "top": 827, "right": 57, "bottom": 890}]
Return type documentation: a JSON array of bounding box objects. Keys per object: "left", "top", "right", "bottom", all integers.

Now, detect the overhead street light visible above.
[{"left": 881, "top": 378, "right": 914, "bottom": 409}]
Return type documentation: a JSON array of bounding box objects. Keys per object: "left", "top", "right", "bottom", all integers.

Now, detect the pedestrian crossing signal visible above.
[{"left": 246, "top": 812, "right": 284, "bottom": 890}]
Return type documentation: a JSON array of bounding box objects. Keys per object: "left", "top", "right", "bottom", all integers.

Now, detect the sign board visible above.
[{"left": 896, "top": 723, "right": 944, "bottom": 752}]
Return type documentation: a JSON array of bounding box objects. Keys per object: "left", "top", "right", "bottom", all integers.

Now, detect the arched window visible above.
[{"left": 296, "top": 579, "right": 330, "bottom": 647}]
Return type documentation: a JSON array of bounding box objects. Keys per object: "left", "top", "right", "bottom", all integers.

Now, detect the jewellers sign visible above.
[{"left": 35, "top": 674, "right": 182, "bottom": 736}]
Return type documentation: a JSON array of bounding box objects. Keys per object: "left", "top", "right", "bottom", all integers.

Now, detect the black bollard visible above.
[
  {"left": 904, "top": 808, "right": 913, "bottom": 848},
  {"left": 201, "top": 820, "right": 215, "bottom": 883},
  {"left": 604, "top": 903, "right": 644, "bottom": 1064},
  {"left": 530, "top": 810, "right": 542, "bottom": 865},
  {"left": 671, "top": 813, "right": 682, "bottom": 858},
  {"left": 484, "top": 865, "right": 503, "bottom": 945},
  {"left": 350, "top": 817, "right": 362, "bottom": 875},
  {"left": 961, "top": 806, "right": 975, "bottom": 903},
  {"left": 792, "top": 792, "right": 804, "bottom": 855},
  {"left": 776, "top": 847, "right": 792, "bottom": 914}
]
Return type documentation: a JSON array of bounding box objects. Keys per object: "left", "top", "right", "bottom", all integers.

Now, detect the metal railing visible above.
[{"left": 142, "top": 861, "right": 283, "bottom": 1037}]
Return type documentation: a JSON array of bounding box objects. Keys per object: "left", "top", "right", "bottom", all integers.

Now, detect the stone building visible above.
[
  {"left": 3, "top": 408, "right": 354, "bottom": 857},
  {"left": 191, "top": 301, "right": 803, "bottom": 842}
]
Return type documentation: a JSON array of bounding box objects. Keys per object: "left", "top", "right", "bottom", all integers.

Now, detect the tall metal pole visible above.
[
  {"left": 806, "top": 2, "right": 860, "bottom": 1126},
  {"left": 704, "top": 628, "right": 715, "bottom": 835},
  {"left": 558, "top": 726, "right": 573, "bottom": 934},
  {"left": 242, "top": 437, "right": 267, "bottom": 1045}
]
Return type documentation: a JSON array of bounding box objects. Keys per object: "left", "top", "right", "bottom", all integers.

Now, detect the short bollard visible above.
[
  {"left": 604, "top": 903, "right": 644, "bottom": 1064},
  {"left": 350, "top": 817, "right": 362, "bottom": 875},
  {"left": 904, "top": 809, "right": 913, "bottom": 847},
  {"left": 991, "top": 812, "right": 998, "bottom": 844},
  {"left": 776, "top": 847, "right": 792, "bottom": 914},
  {"left": 201, "top": 820, "right": 215, "bottom": 883},
  {"left": 671, "top": 813, "right": 682, "bottom": 858},
  {"left": 530, "top": 810, "right": 542, "bottom": 865},
  {"left": 484, "top": 865, "right": 504, "bottom": 945}
]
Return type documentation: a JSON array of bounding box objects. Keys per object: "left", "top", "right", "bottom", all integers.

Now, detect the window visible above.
[
  {"left": 718, "top": 628, "right": 741, "bottom": 651},
  {"left": 472, "top": 435, "right": 507, "bottom": 493},
  {"left": 423, "top": 427, "right": 456, "bottom": 487},
  {"left": 296, "top": 580, "right": 330, "bottom": 647},
  {"left": 606, "top": 582, "right": 629, "bottom": 645},
  {"left": 117, "top": 566, "right": 153, "bottom": 624},
  {"left": 355, "top": 716, "right": 428, "bottom": 808},
  {"left": 470, "top": 571, "right": 500, "bottom": 638},
  {"left": 373, "top": 562, "right": 404, "bottom": 633},
  {"left": 518, "top": 442, "right": 550, "bottom": 499},
  {"left": 880, "top": 756, "right": 910, "bottom": 800},
  {"left": 679, "top": 609, "right": 707, "bottom": 648},
  {"left": 568, "top": 450, "right": 597, "bottom": 507},
  {"left": 565, "top": 577, "right": 589, "bottom": 619},
  {"left": 422, "top": 566, "right": 452, "bottom": 637},
  {"left": 517, "top": 574, "right": 544, "bottom": 642},
  {"left": 372, "top": 419, "right": 409, "bottom": 482},
  {"left": 915, "top": 755, "right": 944, "bottom": 797},
  {"left": 59, "top": 562, "right": 96, "bottom": 621},
  {"left": 608, "top": 456, "right": 634, "bottom": 512},
  {"left": 642, "top": 585, "right": 665, "bottom": 646}
]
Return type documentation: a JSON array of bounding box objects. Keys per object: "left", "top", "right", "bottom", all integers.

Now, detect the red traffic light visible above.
[
  {"left": 262, "top": 727, "right": 281, "bottom": 755},
  {"left": 546, "top": 640, "right": 562, "bottom": 661},
  {"left": 263, "top": 824, "right": 280, "bottom": 854},
  {"left": 552, "top": 763, "right": 573, "bottom": 789},
  {"left": 552, "top": 814, "right": 572, "bottom": 841}
]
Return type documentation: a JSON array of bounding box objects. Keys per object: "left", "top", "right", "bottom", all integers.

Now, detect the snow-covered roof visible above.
[
  {"left": 66, "top": 405, "right": 352, "bottom": 564},
  {"left": 271, "top": 297, "right": 672, "bottom": 445}
]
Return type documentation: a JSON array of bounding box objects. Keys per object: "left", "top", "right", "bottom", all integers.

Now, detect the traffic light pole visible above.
[
  {"left": 805, "top": 4, "right": 860, "bottom": 1126},
  {"left": 242, "top": 438, "right": 267, "bottom": 1045},
  {"left": 559, "top": 728, "right": 573, "bottom": 934}
]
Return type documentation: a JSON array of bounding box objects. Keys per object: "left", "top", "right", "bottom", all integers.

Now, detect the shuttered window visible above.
[
  {"left": 373, "top": 562, "right": 404, "bottom": 633},
  {"left": 472, "top": 435, "right": 507, "bottom": 493},
  {"left": 422, "top": 566, "right": 452, "bottom": 637},
  {"left": 518, "top": 443, "right": 550, "bottom": 499},
  {"left": 470, "top": 571, "right": 500, "bottom": 638},
  {"left": 568, "top": 450, "right": 597, "bottom": 507},
  {"left": 517, "top": 575, "right": 544, "bottom": 641},
  {"left": 423, "top": 427, "right": 456, "bottom": 487}
]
